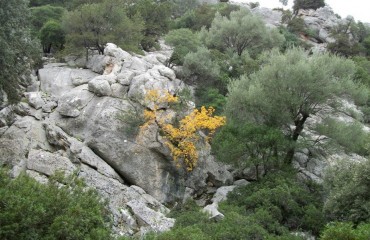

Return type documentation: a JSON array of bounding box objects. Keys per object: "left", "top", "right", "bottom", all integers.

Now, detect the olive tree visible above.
[
  {"left": 202, "top": 8, "right": 284, "bottom": 57},
  {"left": 225, "top": 48, "right": 358, "bottom": 164}
]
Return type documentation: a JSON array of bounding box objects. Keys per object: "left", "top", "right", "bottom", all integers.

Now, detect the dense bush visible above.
[
  {"left": 0, "top": 169, "right": 112, "bottom": 240},
  {"left": 315, "top": 118, "right": 369, "bottom": 156},
  {"left": 320, "top": 222, "right": 370, "bottom": 240},
  {"left": 134, "top": 171, "right": 325, "bottom": 239},
  {"left": 165, "top": 28, "right": 201, "bottom": 66},
  {"left": 324, "top": 159, "right": 370, "bottom": 224},
  {"left": 212, "top": 122, "right": 289, "bottom": 179},
  {"left": 225, "top": 171, "right": 326, "bottom": 236}
]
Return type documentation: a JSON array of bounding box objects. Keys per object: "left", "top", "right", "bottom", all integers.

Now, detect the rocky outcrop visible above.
[
  {"left": 0, "top": 43, "right": 233, "bottom": 236},
  {"left": 251, "top": 7, "right": 283, "bottom": 28},
  {"left": 297, "top": 6, "right": 347, "bottom": 44}
]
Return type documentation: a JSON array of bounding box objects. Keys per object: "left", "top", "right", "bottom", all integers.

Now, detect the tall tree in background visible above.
[
  {"left": 126, "top": 0, "right": 172, "bottom": 51},
  {"left": 202, "top": 8, "right": 284, "bottom": 57},
  {"left": 0, "top": 0, "right": 39, "bottom": 104},
  {"left": 62, "top": 0, "right": 144, "bottom": 58},
  {"left": 293, "top": 0, "right": 325, "bottom": 14}
]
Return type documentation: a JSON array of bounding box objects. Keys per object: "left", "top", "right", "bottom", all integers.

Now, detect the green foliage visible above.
[
  {"left": 182, "top": 46, "right": 221, "bottom": 82},
  {"left": 29, "top": 0, "right": 69, "bottom": 7},
  {"left": 0, "top": 0, "right": 40, "bottom": 104},
  {"left": 173, "top": 3, "right": 240, "bottom": 31},
  {"left": 320, "top": 222, "right": 370, "bottom": 240},
  {"left": 141, "top": 172, "right": 324, "bottom": 239},
  {"left": 212, "top": 122, "right": 288, "bottom": 178},
  {"left": 225, "top": 48, "right": 357, "bottom": 163},
  {"left": 225, "top": 171, "right": 325, "bottom": 236},
  {"left": 249, "top": 2, "right": 260, "bottom": 9},
  {"left": 293, "top": 0, "right": 325, "bottom": 13},
  {"left": 117, "top": 105, "right": 145, "bottom": 138},
  {"left": 62, "top": 0, "right": 144, "bottom": 55},
  {"left": 165, "top": 28, "right": 201, "bottom": 65},
  {"left": 170, "top": 0, "right": 199, "bottom": 18},
  {"left": 39, "top": 20, "right": 65, "bottom": 53},
  {"left": 324, "top": 159, "right": 370, "bottom": 224},
  {"left": 327, "top": 19, "right": 366, "bottom": 57},
  {"left": 30, "top": 4, "right": 65, "bottom": 36},
  {"left": 0, "top": 169, "right": 112, "bottom": 239},
  {"left": 126, "top": 0, "right": 172, "bottom": 51},
  {"left": 30, "top": 5, "right": 65, "bottom": 40},
  {"left": 202, "top": 8, "right": 284, "bottom": 57},
  {"left": 279, "top": 26, "right": 312, "bottom": 51},
  {"left": 145, "top": 226, "right": 210, "bottom": 240},
  {"left": 195, "top": 88, "right": 226, "bottom": 114},
  {"left": 315, "top": 118, "right": 369, "bottom": 156},
  {"left": 287, "top": 17, "right": 306, "bottom": 34}
]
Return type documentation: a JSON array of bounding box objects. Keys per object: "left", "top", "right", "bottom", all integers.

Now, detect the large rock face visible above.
[{"left": 0, "top": 43, "right": 233, "bottom": 236}]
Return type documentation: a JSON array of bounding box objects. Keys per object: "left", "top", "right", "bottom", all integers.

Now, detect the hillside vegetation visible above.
[{"left": 1, "top": 0, "right": 370, "bottom": 239}]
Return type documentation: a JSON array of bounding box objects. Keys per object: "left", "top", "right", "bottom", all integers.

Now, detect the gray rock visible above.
[
  {"left": 0, "top": 126, "right": 8, "bottom": 136},
  {"left": 111, "top": 83, "right": 128, "bottom": 99},
  {"left": 64, "top": 55, "right": 87, "bottom": 68},
  {"left": 86, "top": 55, "right": 111, "bottom": 74},
  {"left": 88, "top": 78, "right": 112, "bottom": 96},
  {"left": 117, "top": 70, "right": 136, "bottom": 86},
  {"left": 104, "top": 43, "right": 132, "bottom": 62},
  {"left": 0, "top": 107, "right": 15, "bottom": 127},
  {"left": 27, "top": 75, "right": 40, "bottom": 92},
  {"left": 212, "top": 185, "right": 236, "bottom": 204},
  {"left": 233, "top": 179, "right": 250, "bottom": 187},
  {"left": 26, "top": 170, "right": 49, "bottom": 184},
  {"left": 42, "top": 101, "right": 58, "bottom": 113},
  {"left": 126, "top": 200, "right": 175, "bottom": 233},
  {"left": 13, "top": 102, "right": 32, "bottom": 116},
  {"left": 71, "top": 69, "right": 99, "bottom": 86},
  {"left": 251, "top": 7, "right": 282, "bottom": 27},
  {"left": 58, "top": 85, "right": 95, "bottom": 117},
  {"left": 26, "top": 149, "right": 76, "bottom": 176},
  {"left": 202, "top": 203, "right": 224, "bottom": 221},
  {"left": 120, "top": 208, "right": 138, "bottom": 229},
  {"left": 25, "top": 92, "right": 45, "bottom": 110},
  {"left": 123, "top": 56, "right": 151, "bottom": 73},
  {"left": 39, "top": 67, "right": 74, "bottom": 98},
  {"left": 155, "top": 65, "right": 176, "bottom": 81}
]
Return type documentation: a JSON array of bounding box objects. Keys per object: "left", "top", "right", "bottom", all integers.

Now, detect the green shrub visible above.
[
  {"left": 117, "top": 106, "right": 145, "bottom": 138},
  {"left": 165, "top": 28, "right": 201, "bottom": 65},
  {"left": 320, "top": 222, "right": 370, "bottom": 240},
  {"left": 315, "top": 118, "right": 369, "bottom": 156},
  {"left": 324, "top": 159, "right": 370, "bottom": 224},
  {"left": 0, "top": 169, "right": 112, "bottom": 240},
  {"left": 287, "top": 17, "right": 306, "bottom": 34},
  {"left": 224, "top": 171, "right": 325, "bottom": 236}
]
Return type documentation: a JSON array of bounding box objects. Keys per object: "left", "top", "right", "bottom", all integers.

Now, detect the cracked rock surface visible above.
[{"left": 0, "top": 43, "right": 233, "bottom": 236}]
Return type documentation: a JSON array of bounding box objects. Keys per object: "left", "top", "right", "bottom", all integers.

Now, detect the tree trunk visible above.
[{"left": 284, "top": 113, "right": 309, "bottom": 164}]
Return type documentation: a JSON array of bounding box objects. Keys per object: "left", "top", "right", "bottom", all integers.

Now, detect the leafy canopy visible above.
[
  {"left": 225, "top": 48, "right": 357, "bottom": 163},
  {"left": 62, "top": 0, "right": 144, "bottom": 55},
  {"left": 202, "top": 8, "right": 284, "bottom": 57}
]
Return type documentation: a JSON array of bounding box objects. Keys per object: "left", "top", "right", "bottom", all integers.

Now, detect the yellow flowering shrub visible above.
[{"left": 140, "top": 90, "right": 226, "bottom": 171}]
